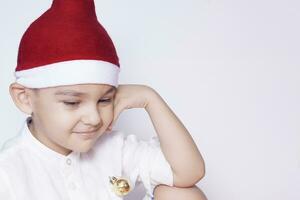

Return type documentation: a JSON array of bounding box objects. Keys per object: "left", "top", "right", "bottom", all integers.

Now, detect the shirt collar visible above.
[{"left": 21, "top": 117, "right": 81, "bottom": 167}]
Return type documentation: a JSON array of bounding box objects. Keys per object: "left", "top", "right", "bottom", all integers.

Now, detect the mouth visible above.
[
  {"left": 75, "top": 131, "right": 97, "bottom": 134},
  {"left": 73, "top": 131, "right": 98, "bottom": 139}
]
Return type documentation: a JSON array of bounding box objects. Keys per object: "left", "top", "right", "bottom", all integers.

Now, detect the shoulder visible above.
[
  {"left": 92, "top": 130, "right": 125, "bottom": 150},
  {"left": 91, "top": 130, "right": 160, "bottom": 153},
  {"left": 0, "top": 143, "right": 16, "bottom": 198},
  {"left": 82, "top": 130, "right": 126, "bottom": 176},
  {"left": 0, "top": 166, "right": 14, "bottom": 198},
  {"left": 123, "top": 134, "right": 161, "bottom": 153},
  {"left": 0, "top": 136, "right": 27, "bottom": 173},
  {"left": 87, "top": 130, "right": 126, "bottom": 161}
]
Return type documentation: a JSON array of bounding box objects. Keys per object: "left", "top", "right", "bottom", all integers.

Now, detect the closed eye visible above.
[
  {"left": 63, "top": 99, "right": 112, "bottom": 106},
  {"left": 63, "top": 102, "right": 80, "bottom": 106},
  {"left": 98, "top": 98, "right": 112, "bottom": 103}
]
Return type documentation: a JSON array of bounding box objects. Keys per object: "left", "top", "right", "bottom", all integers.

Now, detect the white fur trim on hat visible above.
[{"left": 15, "top": 60, "right": 120, "bottom": 88}]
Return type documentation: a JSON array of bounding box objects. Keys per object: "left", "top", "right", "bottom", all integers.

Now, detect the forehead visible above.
[{"left": 46, "top": 84, "right": 116, "bottom": 97}]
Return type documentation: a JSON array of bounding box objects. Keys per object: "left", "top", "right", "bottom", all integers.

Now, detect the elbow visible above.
[
  {"left": 198, "top": 155, "right": 206, "bottom": 180},
  {"left": 196, "top": 164, "right": 206, "bottom": 182},
  {"left": 192, "top": 162, "right": 206, "bottom": 185},
  {"left": 173, "top": 162, "right": 206, "bottom": 187},
  {"left": 199, "top": 159, "right": 206, "bottom": 178}
]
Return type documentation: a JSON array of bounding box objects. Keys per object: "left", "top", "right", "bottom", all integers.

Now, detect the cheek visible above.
[
  {"left": 41, "top": 109, "right": 74, "bottom": 132},
  {"left": 37, "top": 103, "right": 77, "bottom": 128},
  {"left": 101, "top": 106, "right": 114, "bottom": 124},
  {"left": 37, "top": 103, "right": 114, "bottom": 128}
]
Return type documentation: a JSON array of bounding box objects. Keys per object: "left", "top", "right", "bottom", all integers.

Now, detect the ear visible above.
[{"left": 9, "top": 82, "right": 34, "bottom": 115}]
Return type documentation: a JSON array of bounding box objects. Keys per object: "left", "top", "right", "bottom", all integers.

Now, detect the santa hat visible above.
[{"left": 14, "top": 0, "right": 120, "bottom": 88}]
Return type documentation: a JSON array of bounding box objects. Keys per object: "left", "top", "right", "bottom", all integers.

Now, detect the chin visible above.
[
  {"left": 73, "top": 143, "right": 94, "bottom": 153},
  {"left": 77, "top": 147, "right": 92, "bottom": 153}
]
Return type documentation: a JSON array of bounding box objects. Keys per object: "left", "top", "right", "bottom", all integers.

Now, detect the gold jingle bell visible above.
[{"left": 109, "top": 176, "right": 132, "bottom": 196}]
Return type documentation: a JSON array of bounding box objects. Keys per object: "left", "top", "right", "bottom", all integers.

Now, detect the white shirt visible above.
[{"left": 0, "top": 117, "right": 173, "bottom": 200}]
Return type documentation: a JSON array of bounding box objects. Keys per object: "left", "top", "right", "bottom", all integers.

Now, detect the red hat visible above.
[{"left": 15, "top": 0, "right": 120, "bottom": 88}]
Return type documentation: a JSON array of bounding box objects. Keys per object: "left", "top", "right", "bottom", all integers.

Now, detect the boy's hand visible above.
[{"left": 107, "top": 84, "right": 156, "bottom": 131}]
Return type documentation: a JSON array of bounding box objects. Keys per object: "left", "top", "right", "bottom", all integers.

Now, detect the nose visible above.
[{"left": 80, "top": 106, "right": 102, "bottom": 127}]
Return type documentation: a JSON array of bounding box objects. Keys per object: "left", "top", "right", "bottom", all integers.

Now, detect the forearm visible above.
[{"left": 145, "top": 89, "right": 205, "bottom": 187}]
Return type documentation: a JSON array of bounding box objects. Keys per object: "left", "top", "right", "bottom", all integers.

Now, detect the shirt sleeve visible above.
[
  {"left": 122, "top": 134, "right": 174, "bottom": 199},
  {"left": 0, "top": 168, "right": 15, "bottom": 199}
]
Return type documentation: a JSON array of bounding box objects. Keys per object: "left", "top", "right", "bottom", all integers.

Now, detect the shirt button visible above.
[{"left": 66, "top": 158, "right": 72, "bottom": 165}]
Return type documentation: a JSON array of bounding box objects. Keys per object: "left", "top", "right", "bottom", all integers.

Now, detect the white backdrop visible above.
[{"left": 0, "top": 0, "right": 299, "bottom": 199}]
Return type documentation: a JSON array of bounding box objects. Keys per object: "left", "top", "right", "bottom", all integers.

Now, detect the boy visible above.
[{"left": 0, "top": 0, "right": 207, "bottom": 199}]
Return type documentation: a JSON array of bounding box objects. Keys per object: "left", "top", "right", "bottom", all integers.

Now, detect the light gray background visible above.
[{"left": 0, "top": 0, "right": 299, "bottom": 199}]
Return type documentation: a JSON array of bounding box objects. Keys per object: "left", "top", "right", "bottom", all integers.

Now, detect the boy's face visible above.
[{"left": 27, "top": 84, "right": 116, "bottom": 156}]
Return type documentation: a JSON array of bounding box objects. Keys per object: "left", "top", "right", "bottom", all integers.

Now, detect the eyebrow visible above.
[{"left": 54, "top": 87, "right": 115, "bottom": 97}]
